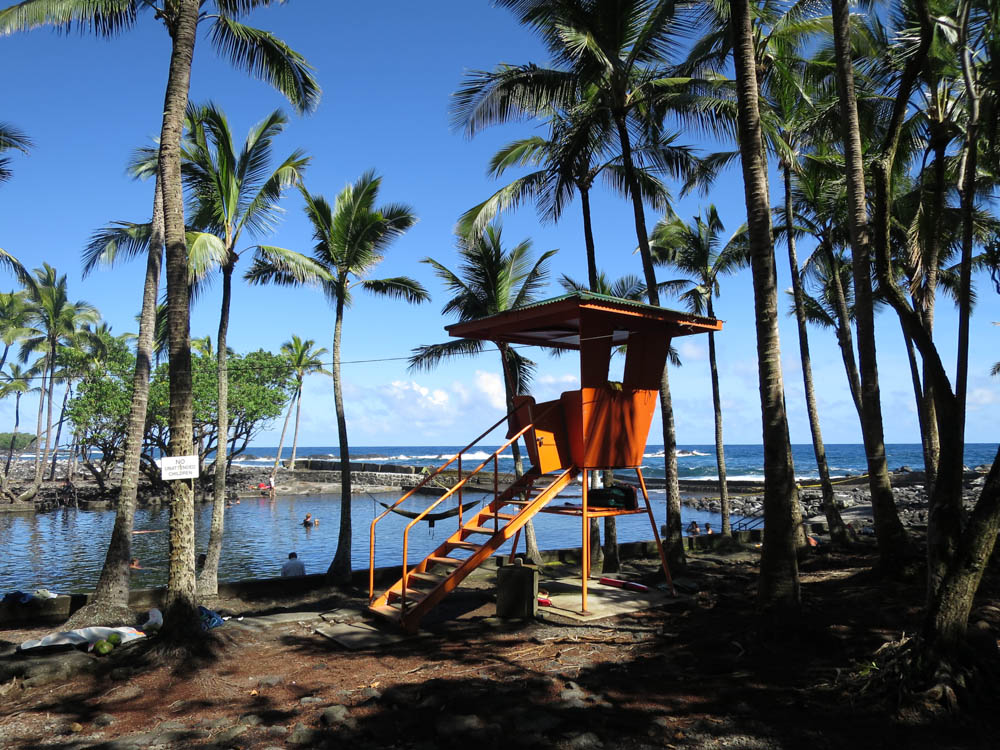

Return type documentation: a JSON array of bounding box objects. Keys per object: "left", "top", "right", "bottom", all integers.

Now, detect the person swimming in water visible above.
[{"left": 303, "top": 513, "right": 316, "bottom": 527}]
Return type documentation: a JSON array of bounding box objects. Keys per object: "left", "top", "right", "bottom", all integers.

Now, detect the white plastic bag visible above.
[{"left": 141, "top": 608, "right": 163, "bottom": 632}]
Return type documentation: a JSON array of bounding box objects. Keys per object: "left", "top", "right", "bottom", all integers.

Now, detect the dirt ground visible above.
[{"left": 2, "top": 544, "right": 999, "bottom": 750}]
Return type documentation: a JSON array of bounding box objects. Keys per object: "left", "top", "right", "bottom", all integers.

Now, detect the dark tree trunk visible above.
[
  {"left": 48, "top": 382, "right": 71, "bottom": 481},
  {"left": 30, "top": 355, "right": 47, "bottom": 486},
  {"left": 823, "top": 242, "right": 863, "bottom": 415},
  {"left": 329, "top": 292, "right": 353, "bottom": 582},
  {"left": 831, "top": 0, "right": 911, "bottom": 571},
  {"left": 580, "top": 186, "right": 597, "bottom": 291},
  {"left": 732, "top": 0, "right": 800, "bottom": 611},
  {"left": 499, "top": 344, "right": 542, "bottom": 564},
  {"left": 290, "top": 384, "right": 303, "bottom": 470},
  {"left": 784, "top": 166, "right": 850, "bottom": 545},
  {"left": 270, "top": 387, "right": 295, "bottom": 483},
  {"left": 66, "top": 180, "right": 165, "bottom": 628},
  {"left": 199, "top": 260, "right": 234, "bottom": 596},
  {"left": 659, "top": 366, "right": 684, "bottom": 570},
  {"left": 706, "top": 299, "right": 730, "bottom": 535},
  {"left": 159, "top": 0, "right": 202, "bottom": 639}
]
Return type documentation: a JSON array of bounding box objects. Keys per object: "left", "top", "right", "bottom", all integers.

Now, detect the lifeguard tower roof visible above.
[{"left": 446, "top": 291, "right": 721, "bottom": 348}]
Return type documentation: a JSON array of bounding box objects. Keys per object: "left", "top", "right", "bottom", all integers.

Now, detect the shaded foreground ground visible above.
[{"left": 2, "top": 544, "right": 999, "bottom": 750}]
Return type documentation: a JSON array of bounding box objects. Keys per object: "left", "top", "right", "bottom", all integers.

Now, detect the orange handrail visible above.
[
  {"left": 397, "top": 418, "right": 541, "bottom": 610},
  {"left": 368, "top": 406, "right": 532, "bottom": 601}
]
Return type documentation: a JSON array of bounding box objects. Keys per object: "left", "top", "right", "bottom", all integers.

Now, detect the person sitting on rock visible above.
[{"left": 281, "top": 552, "right": 305, "bottom": 576}]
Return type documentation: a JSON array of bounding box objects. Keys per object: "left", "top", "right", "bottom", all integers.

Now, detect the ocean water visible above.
[
  {"left": 236, "top": 443, "right": 998, "bottom": 482},
  {"left": 2, "top": 443, "right": 994, "bottom": 594}
]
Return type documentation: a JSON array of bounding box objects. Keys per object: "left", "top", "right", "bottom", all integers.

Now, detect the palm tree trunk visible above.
[
  {"left": 783, "top": 168, "right": 850, "bottom": 546},
  {"left": 732, "top": 0, "right": 800, "bottom": 611},
  {"left": 30, "top": 358, "right": 47, "bottom": 485},
  {"left": 831, "top": 0, "right": 910, "bottom": 571},
  {"left": 705, "top": 299, "right": 730, "bottom": 535},
  {"left": 580, "top": 186, "right": 598, "bottom": 291},
  {"left": 954, "top": 0, "right": 979, "bottom": 439},
  {"left": 270, "top": 387, "right": 295, "bottom": 483},
  {"left": 290, "top": 384, "right": 303, "bottom": 470},
  {"left": 4, "top": 393, "right": 21, "bottom": 478},
  {"left": 48, "top": 381, "right": 71, "bottom": 482},
  {"left": 659, "top": 366, "right": 685, "bottom": 570},
  {"left": 329, "top": 292, "right": 353, "bottom": 582},
  {"left": 66, "top": 178, "right": 165, "bottom": 628},
  {"left": 199, "top": 261, "right": 234, "bottom": 596},
  {"left": 38, "top": 339, "right": 59, "bottom": 487},
  {"left": 822, "top": 242, "right": 863, "bottom": 414},
  {"left": 498, "top": 344, "right": 542, "bottom": 564},
  {"left": 159, "top": 0, "right": 201, "bottom": 637},
  {"left": 611, "top": 112, "right": 685, "bottom": 570},
  {"left": 902, "top": 324, "right": 936, "bottom": 494}
]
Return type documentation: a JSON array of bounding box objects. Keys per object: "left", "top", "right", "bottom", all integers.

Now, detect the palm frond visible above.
[
  {"left": 359, "top": 277, "right": 429, "bottom": 304},
  {"left": 209, "top": 15, "right": 321, "bottom": 114},
  {"left": 81, "top": 221, "right": 152, "bottom": 277},
  {"left": 408, "top": 338, "right": 485, "bottom": 372}
]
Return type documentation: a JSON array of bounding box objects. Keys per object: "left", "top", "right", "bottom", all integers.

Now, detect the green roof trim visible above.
[{"left": 509, "top": 290, "right": 708, "bottom": 320}]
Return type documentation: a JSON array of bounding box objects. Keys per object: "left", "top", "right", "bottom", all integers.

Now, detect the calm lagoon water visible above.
[{"left": 0, "top": 489, "right": 729, "bottom": 595}]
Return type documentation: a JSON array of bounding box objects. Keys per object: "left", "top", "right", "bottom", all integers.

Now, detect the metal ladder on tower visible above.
[{"left": 367, "top": 408, "right": 574, "bottom": 632}]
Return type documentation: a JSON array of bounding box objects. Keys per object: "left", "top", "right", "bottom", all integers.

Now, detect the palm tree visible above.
[
  {"left": 2, "top": 0, "right": 319, "bottom": 632},
  {"left": 409, "top": 224, "right": 555, "bottom": 566},
  {"left": 458, "top": 111, "right": 690, "bottom": 291},
  {"left": 0, "top": 291, "right": 29, "bottom": 373},
  {"left": 246, "top": 171, "right": 426, "bottom": 582},
  {"left": 558, "top": 270, "right": 646, "bottom": 572},
  {"left": 178, "top": 103, "right": 312, "bottom": 595},
  {"left": 0, "top": 362, "right": 35, "bottom": 493},
  {"left": 0, "top": 122, "right": 30, "bottom": 186},
  {"left": 274, "top": 336, "right": 329, "bottom": 477},
  {"left": 730, "top": 0, "right": 801, "bottom": 611},
  {"left": 18, "top": 265, "right": 99, "bottom": 492},
  {"left": 830, "top": 0, "right": 915, "bottom": 573},
  {"left": 454, "top": 0, "right": 696, "bottom": 569},
  {"left": 651, "top": 206, "right": 746, "bottom": 537}
]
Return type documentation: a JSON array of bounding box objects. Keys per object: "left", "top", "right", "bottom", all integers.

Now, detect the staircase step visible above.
[
  {"left": 369, "top": 604, "right": 403, "bottom": 621},
  {"left": 427, "top": 555, "right": 464, "bottom": 567},
  {"left": 407, "top": 571, "right": 445, "bottom": 586},
  {"left": 449, "top": 540, "right": 481, "bottom": 551},
  {"left": 463, "top": 525, "right": 497, "bottom": 535},
  {"left": 481, "top": 511, "right": 517, "bottom": 521},
  {"left": 388, "top": 589, "right": 426, "bottom": 605}
]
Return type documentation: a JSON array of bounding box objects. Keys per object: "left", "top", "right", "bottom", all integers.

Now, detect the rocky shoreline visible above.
[{"left": 2, "top": 458, "right": 994, "bottom": 534}]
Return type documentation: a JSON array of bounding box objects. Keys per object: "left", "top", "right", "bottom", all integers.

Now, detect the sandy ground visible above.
[{"left": 2, "top": 543, "right": 1000, "bottom": 750}]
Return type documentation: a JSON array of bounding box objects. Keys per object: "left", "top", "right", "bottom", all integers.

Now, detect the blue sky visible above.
[{"left": 1, "top": 1, "right": 997, "bottom": 449}]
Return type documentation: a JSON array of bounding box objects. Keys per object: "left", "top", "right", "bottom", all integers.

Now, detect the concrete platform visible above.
[{"left": 536, "top": 576, "right": 680, "bottom": 622}]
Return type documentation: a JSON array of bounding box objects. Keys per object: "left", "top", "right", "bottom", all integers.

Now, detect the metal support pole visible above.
[
  {"left": 637, "top": 468, "right": 674, "bottom": 596},
  {"left": 581, "top": 468, "right": 589, "bottom": 613}
]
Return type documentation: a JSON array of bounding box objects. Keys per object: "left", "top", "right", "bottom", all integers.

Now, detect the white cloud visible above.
[
  {"left": 678, "top": 339, "right": 706, "bottom": 362},
  {"left": 968, "top": 387, "right": 999, "bottom": 409},
  {"left": 474, "top": 370, "right": 507, "bottom": 410}
]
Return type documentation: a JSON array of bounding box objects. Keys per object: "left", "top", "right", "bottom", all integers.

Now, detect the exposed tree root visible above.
[
  {"left": 63, "top": 602, "right": 136, "bottom": 631},
  {"left": 851, "top": 634, "right": 1000, "bottom": 721}
]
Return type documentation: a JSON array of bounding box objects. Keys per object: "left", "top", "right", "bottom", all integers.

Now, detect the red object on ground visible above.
[
  {"left": 537, "top": 597, "right": 552, "bottom": 607},
  {"left": 598, "top": 577, "right": 649, "bottom": 593}
]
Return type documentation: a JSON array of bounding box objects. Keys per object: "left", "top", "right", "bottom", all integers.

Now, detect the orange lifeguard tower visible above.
[{"left": 368, "top": 292, "right": 721, "bottom": 631}]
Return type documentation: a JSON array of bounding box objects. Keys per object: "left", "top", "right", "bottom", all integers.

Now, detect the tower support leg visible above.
[{"left": 637, "top": 468, "right": 675, "bottom": 596}]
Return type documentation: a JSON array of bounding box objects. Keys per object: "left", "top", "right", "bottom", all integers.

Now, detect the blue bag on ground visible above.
[{"left": 198, "top": 605, "right": 224, "bottom": 631}]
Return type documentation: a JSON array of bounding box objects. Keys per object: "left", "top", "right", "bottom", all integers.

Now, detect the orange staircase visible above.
[
  {"left": 368, "top": 404, "right": 578, "bottom": 632},
  {"left": 368, "top": 464, "right": 577, "bottom": 632}
]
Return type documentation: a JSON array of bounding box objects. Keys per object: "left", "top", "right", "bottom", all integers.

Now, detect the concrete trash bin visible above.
[{"left": 496, "top": 558, "right": 539, "bottom": 619}]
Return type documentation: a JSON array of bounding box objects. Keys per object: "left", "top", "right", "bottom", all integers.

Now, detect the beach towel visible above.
[{"left": 20, "top": 626, "right": 145, "bottom": 652}]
